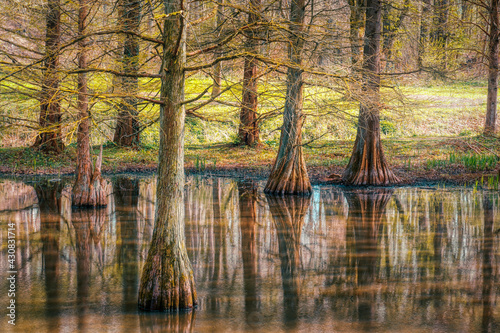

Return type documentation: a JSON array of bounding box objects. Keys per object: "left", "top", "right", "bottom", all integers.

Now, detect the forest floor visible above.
[{"left": 0, "top": 135, "right": 499, "bottom": 187}]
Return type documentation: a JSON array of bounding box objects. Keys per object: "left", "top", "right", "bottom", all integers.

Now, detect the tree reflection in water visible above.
[
  {"left": 344, "top": 188, "right": 392, "bottom": 326},
  {"left": 238, "top": 180, "right": 261, "bottom": 328},
  {"left": 35, "top": 180, "right": 63, "bottom": 330},
  {"left": 267, "top": 194, "right": 311, "bottom": 329}
]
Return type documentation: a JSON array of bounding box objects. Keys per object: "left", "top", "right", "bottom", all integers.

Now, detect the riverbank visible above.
[{"left": 1, "top": 135, "right": 499, "bottom": 186}]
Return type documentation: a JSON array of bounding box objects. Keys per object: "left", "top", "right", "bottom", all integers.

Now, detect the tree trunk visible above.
[
  {"left": 238, "top": 0, "right": 261, "bottom": 146},
  {"left": 72, "top": 0, "right": 109, "bottom": 207},
  {"left": 485, "top": 0, "right": 499, "bottom": 135},
  {"left": 34, "top": 0, "right": 64, "bottom": 153},
  {"left": 432, "top": 0, "right": 449, "bottom": 70},
  {"left": 264, "top": 0, "right": 311, "bottom": 195},
  {"left": 342, "top": 0, "right": 399, "bottom": 186},
  {"left": 211, "top": 0, "right": 224, "bottom": 98},
  {"left": 267, "top": 194, "right": 310, "bottom": 328},
  {"left": 418, "top": 0, "right": 431, "bottom": 68},
  {"left": 349, "top": 0, "right": 365, "bottom": 67},
  {"left": 381, "top": 0, "right": 410, "bottom": 71},
  {"left": 113, "top": 0, "right": 141, "bottom": 146},
  {"left": 138, "top": 0, "right": 197, "bottom": 311}
]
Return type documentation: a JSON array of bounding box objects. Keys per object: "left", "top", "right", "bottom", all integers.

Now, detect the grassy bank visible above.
[{"left": 1, "top": 135, "right": 498, "bottom": 186}]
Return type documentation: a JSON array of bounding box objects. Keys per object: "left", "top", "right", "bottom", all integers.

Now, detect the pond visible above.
[{"left": 0, "top": 175, "right": 498, "bottom": 332}]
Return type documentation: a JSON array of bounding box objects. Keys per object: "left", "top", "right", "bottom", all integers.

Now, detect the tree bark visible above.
[
  {"left": 381, "top": 0, "right": 410, "bottom": 71},
  {"left": 34, "top": 0, "right": 64, "bottom": 153},
  {"left": 138, "top": 0, "right": 197, "bottom": 311},
  {"left": 432, "top": 0, "right": 449, "bottom": 70},
  {"left": 342, "top": 0, "right": 399, "bottom": 186},
  {"left": 72, "top": 0, "right": 109, "bottom": 207},
  {"left": 113, "top": 0, "right": 141, "bottom": 146},
  {"left": 349, "top": 0, "right": 365, "bottom": 67},
  {"left": 264, "top": 0, "right": 312, "bottom": 195},
  {"left": 211, "top": 0, "right": 224, "bottom": 98},
  {"left": 238, "top": 0, "right": 261, "bottom": 146},
  {"left": 418, "top": 0, "right": 431, "bottom": 68},
  {"left": 485, "top": 0, "right": 499, "bottom": 135}
]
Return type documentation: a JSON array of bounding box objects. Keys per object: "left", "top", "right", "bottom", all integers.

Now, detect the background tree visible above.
[
  {"left": 238, "top": 0, "right": 262, "bottom": 146},
  {"left": 211, "top": 0, "right": 224, "bottom": 98},
  {"left": 72, "top": 0, "right": 109, "bottom": 207},
  {"left": 484, "top": 0, "right": 499, "bottom": 135},
  {"left": 113, "top": 0, "right": 142, "bottom": 146},
  {"left": 264, "top": 0, "right": 312, "bottom": 195},
  {"left": 138, "top": 0, "right": 197, "bottom": 311},
  {"left": 33, "top": 0, "right": 64, "bottom": 153},
  {"left": 342, "top": 0, "right": 399, "bottom": 185},
  {"left": 349, "top": 0, "right": 366, "bottom": 67}
]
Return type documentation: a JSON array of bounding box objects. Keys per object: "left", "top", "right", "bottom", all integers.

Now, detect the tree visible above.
[
  {"left": 382, "top": 0, "right": 410, "bottom": 71},
  {"left": 211, "top": 0, "right": 224, "bottom": 98},
  {"left": 72, "top": 0, "right": 109, "bottom": 207},
  {"left": 349, "top": 0, "right": 365, "bottom": 67},
  {"left": 484, "top": 0, "right": 499, "bottom": 135},
  {"left": 418, "top": 0, "right": 431, "bottom": 68},
  {"left": 33, "top": 0, "right": 64, "bottom": 153},
  {"left": 238, "top": 0, "right": 261, "bottom": 146},
  {"left": 264, "top": 0, "right": 312, "bottom": 195},
  {"left": 342, "top": 0, "right": 399, "bottom": 186},
  {"left": 113, "top": 0, "right": 142, "bottom": 146},
  {"left": 138, "top": 0, "right": 197, "bottom": 311}
]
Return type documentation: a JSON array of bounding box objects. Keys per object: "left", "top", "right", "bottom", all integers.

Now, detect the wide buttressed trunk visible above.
[
  {"left": 113, "top": 0, "right": 141, "bottom": 146},
  {"left": 342, "top": 0, "right": 399, "bottom": 186},
  {"left": 238, "top": 0, "right": 261, "bottom": 146},
  {"left": 72, "top": 0, "right": 108, "bottom": 207},
  {"left": 264, "top": 0, "right": 311, "bottom": 195},
  {"left": 34, "top": 0, "right": 64, "bottom": 154},
  {"left": 138, "top": 0, "right": 197, "bottom": 311},
  {"left": 484, "top": 0, "right": 499, "bottom": 136}
]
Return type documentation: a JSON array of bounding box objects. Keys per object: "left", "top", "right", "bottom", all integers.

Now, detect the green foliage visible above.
[{"left": 426, "top": 153, "right": 498, "bottom": 172}]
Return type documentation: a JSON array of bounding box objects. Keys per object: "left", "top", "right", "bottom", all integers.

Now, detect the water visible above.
[{"left": 0, "top": 176, "right": 498, "bottom": 332}]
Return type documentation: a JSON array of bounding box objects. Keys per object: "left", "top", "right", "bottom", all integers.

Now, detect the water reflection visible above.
[
  {"left": 267, "top": 195, "right": 310, "bottom": 329},
  {"left": 0, "top": 177, "right": 498, "bottom": 332}
]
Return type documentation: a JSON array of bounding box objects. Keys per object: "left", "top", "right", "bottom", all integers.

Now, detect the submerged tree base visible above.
[
  {"left": 72, "top": 147, "right": 109, "bottom": 207},
  {"left": 138, "top": 248, "right": 197, "bottom": 312}
]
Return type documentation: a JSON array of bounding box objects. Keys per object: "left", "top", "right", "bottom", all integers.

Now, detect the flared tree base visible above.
[
  {"left": 72, "top": 176, "right": 109, "bottom": 207},
  {"left": 138, "top": 248, "right": 197, "bottom": 312},
  {"left": 264, "top": 152, "right": 312, "bottom": 195},
  {"left": 33, "top": 134, "right": 65, "bottom": 154}
]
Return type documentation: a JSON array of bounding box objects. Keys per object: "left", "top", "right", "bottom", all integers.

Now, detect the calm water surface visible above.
[{"left": 0, "top": 176, "right": 498, "bottom": 332}]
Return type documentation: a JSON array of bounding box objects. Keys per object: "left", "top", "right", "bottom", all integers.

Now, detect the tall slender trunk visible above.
[
  {"left": 418, "top": 0, "right": 431, "bottom": 68},
  {"left": 211, "top": 0, "right": 224, "bottom": 98},
  {"left": 485, "top": 0, "right": 499, "bottom": 135},
  {"left": 138, "top": 0, "right": 197, "bottom": 311},
  {"left": 381, "top": 0, "right": 409, "bottom": 71},
  {"left": 238, "top": 0, "right": 261, "bottom": 146},
  {"left": 34, "top": 0, "right": 64, "bottom": 153},
  {"left": 72, "top": 0, "right": 108, "bottom": 207},
  {"left": 342, "top": 0, "right": 398, "bottom": 186},
  {"left": 349, "top": 0, "right": 365, "bottom": 67},
  {"left": 433, "top": 0, "right": 449, "bottom": 70},
  {"left": 113, "top": 0, "right": 141, "bottom": 146},
  {"left": 264, "top": 0, "right": 311, "bottom": 195}
]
